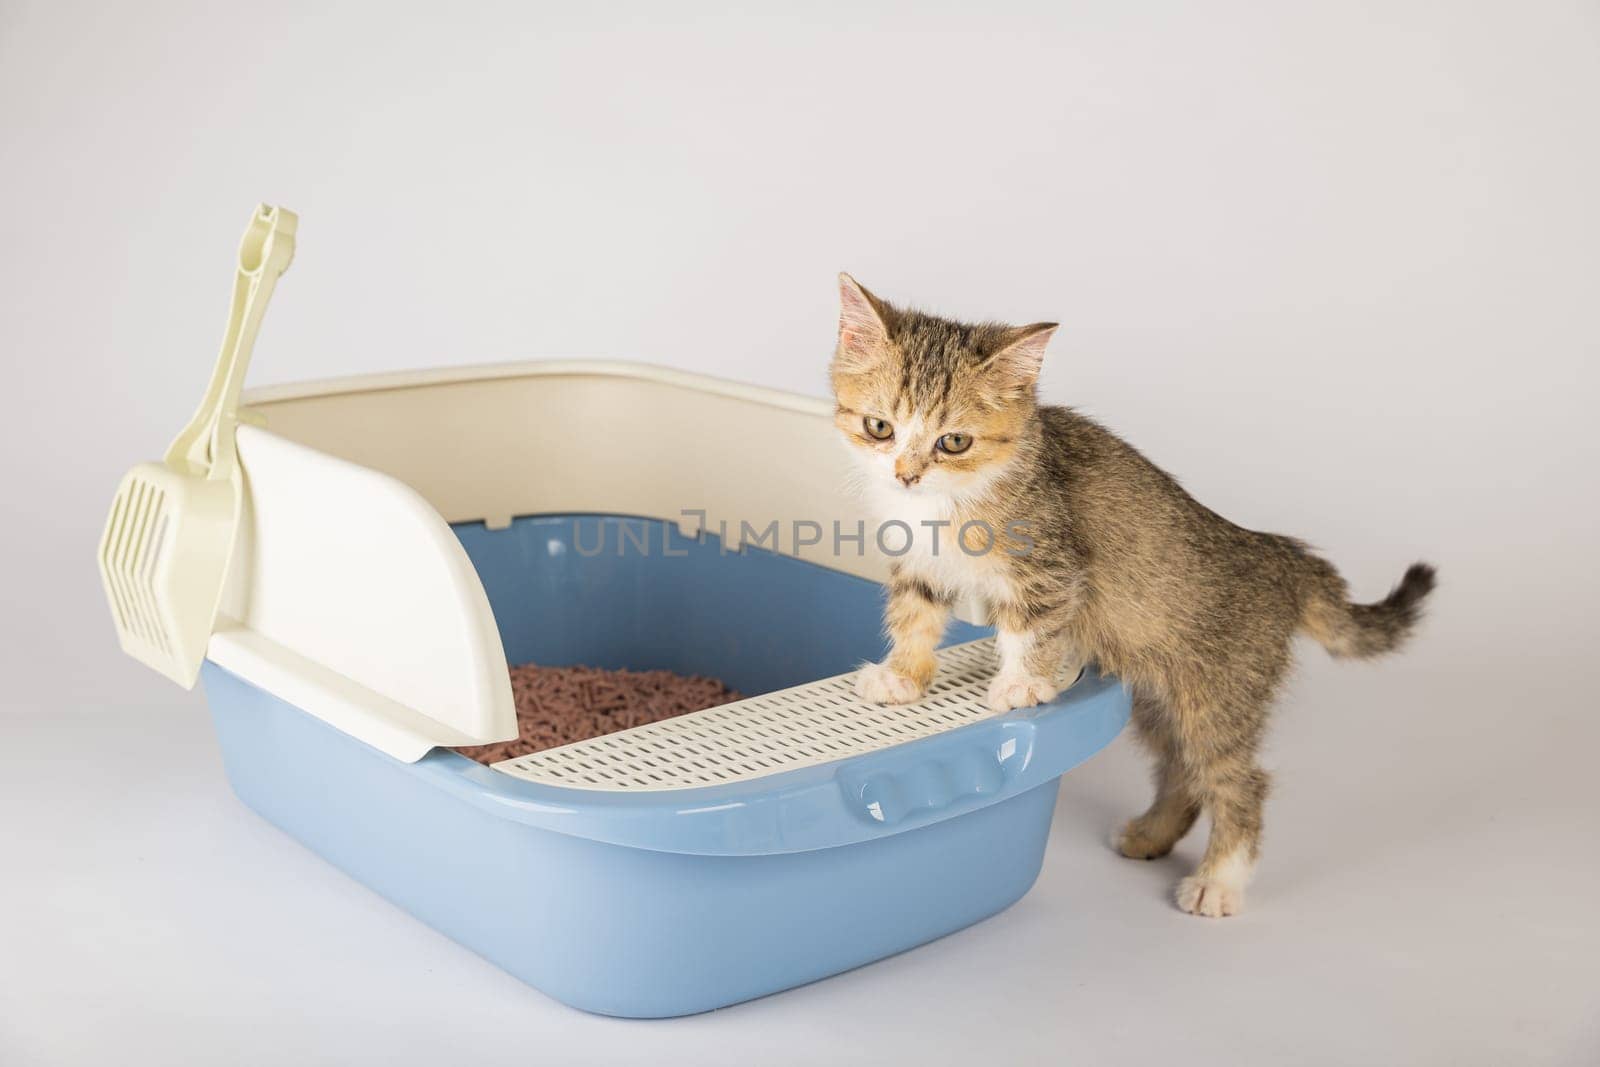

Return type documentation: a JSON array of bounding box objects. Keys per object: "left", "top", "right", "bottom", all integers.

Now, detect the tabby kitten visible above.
[{"left": 831, "top": 274, "right": 1435, "bottom": 918}]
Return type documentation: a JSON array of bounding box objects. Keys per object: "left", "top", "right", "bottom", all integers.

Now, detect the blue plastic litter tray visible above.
[
  {"left": 203, "top": 514, "right": 1130, "bottom": 1017},
  {"left": 92, "top": 226, "right": 1130, "bottom": 1017}
]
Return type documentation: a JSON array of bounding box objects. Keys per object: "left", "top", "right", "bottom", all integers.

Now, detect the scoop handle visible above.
[{"left": 165, "top": 204, "right": 297, "bottom": 478}]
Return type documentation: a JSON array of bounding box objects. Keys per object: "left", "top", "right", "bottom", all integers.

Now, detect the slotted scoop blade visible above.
[{"left": 98, "top": 205, "right": 296, "bottom": 687}]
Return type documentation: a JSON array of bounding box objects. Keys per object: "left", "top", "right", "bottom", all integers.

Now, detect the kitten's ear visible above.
[
  {"left": 836, "top": 273, "right": 891, "bottom": 369},
  {"left": 991, "top": 322, "right": 1058, "bottom": 386}
]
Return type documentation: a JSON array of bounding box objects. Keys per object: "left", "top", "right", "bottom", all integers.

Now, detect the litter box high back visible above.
[
  {"left": 99, "top": 205, "right": 519, "bottom": 760},
  {"left": 97, "top": 205, "right": 295, "bottom": 686}
]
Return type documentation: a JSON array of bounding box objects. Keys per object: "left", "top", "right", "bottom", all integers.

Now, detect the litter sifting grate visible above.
[{"left": 491, "top": 638, "right": 1067, "bottom": 791}]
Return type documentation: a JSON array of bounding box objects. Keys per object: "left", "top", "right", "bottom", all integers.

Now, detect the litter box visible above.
[{"left": 98, "top": 207, "right": 1131, "bottom": 1017}]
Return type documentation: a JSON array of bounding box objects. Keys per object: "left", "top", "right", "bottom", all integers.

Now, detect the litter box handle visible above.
[{"left": 165, "top": 204, "right": 297, "bottom": 480}]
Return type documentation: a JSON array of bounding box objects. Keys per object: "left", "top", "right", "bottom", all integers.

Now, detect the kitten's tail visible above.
[{"left": 1297, "top": 554, "right": 1437, "bottom": 659}]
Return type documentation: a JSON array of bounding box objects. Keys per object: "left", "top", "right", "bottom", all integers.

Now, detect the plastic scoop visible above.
[{"left": 98, "top": 204, "right": 297, "bottom": 686}]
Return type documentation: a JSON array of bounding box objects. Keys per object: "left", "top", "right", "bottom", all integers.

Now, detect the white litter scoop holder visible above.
[{"left": 98, "top": 205, "right": 297, "bottom": 687}]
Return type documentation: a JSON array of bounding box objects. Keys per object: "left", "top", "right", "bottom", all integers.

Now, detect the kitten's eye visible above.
[
  {"left": 863, "top": 416, "right": 894, "bottom": 441},
  {"left": 937, "top": 433, "right": 973, "bottom": 454}
]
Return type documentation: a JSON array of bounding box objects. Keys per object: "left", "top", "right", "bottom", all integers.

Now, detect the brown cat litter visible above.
[{"left": 455, "top": 663, "right": 742, "bottom": 764}]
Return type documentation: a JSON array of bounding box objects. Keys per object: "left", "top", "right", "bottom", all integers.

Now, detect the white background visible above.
[{"left": 2, "top": 2, "right": 1596, "bottom": 1064}]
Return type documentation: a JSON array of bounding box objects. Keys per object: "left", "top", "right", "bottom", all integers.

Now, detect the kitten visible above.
[{"left": 831, "top": 274, "right": 1435, "bottom": 918}]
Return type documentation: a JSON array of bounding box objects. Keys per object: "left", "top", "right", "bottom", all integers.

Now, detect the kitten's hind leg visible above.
[
  {"left": 1116, "top": 701, "right": 1202, "bottom": 859},
  {"left": 1175, "top": 748, "right": 1270, "bottom": 918}
]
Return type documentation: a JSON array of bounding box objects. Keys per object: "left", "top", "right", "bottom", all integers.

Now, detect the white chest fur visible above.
[{"left": 860, "top": 481, "right": 1011, "bottom": 626}]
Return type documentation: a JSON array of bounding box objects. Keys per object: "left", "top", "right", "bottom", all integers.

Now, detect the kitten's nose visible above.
[{"left": 898, "top": 471, "right": 921, "bottom": 487}]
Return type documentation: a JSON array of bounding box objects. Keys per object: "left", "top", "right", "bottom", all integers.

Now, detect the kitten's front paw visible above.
[
  {"left": 985, "top": 673, "right": 1058, "bottom": 713},
  {"left": 855, "top": 663, "right": 925, "bottom": 705},
  {"left": 1175, "top": 875, "right": 1245, "bottom": 918}
]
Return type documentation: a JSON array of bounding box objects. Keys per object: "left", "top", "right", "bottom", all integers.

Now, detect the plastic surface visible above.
[
  {"left": 206, "top": 661, "right": 1063, "bottom": 1017},
  {"left": 197, "top": 360, "right": 1006, "bottom": 761},
  {"left": 238, "top": 359, "right": 995, "bottom": 618},
  {"left": 200, "top": 514, "right": 1130, "bottom": 1015},
  {"left": 207, "top": 425, "right": 517, "bottom": 760},
  {"left": 98, "top": 204, "right": 296, "bottom": 686},
  {"left": 442, "top": 515, "right": 1126, "bottom": 852},
  {"left": 493, "top": 638, "right": 1034, "bottom": 791}
]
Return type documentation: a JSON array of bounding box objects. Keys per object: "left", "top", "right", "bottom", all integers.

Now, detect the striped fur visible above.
[{"left": 831, "top": 274, "right": 1436, "bottom": 917}]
